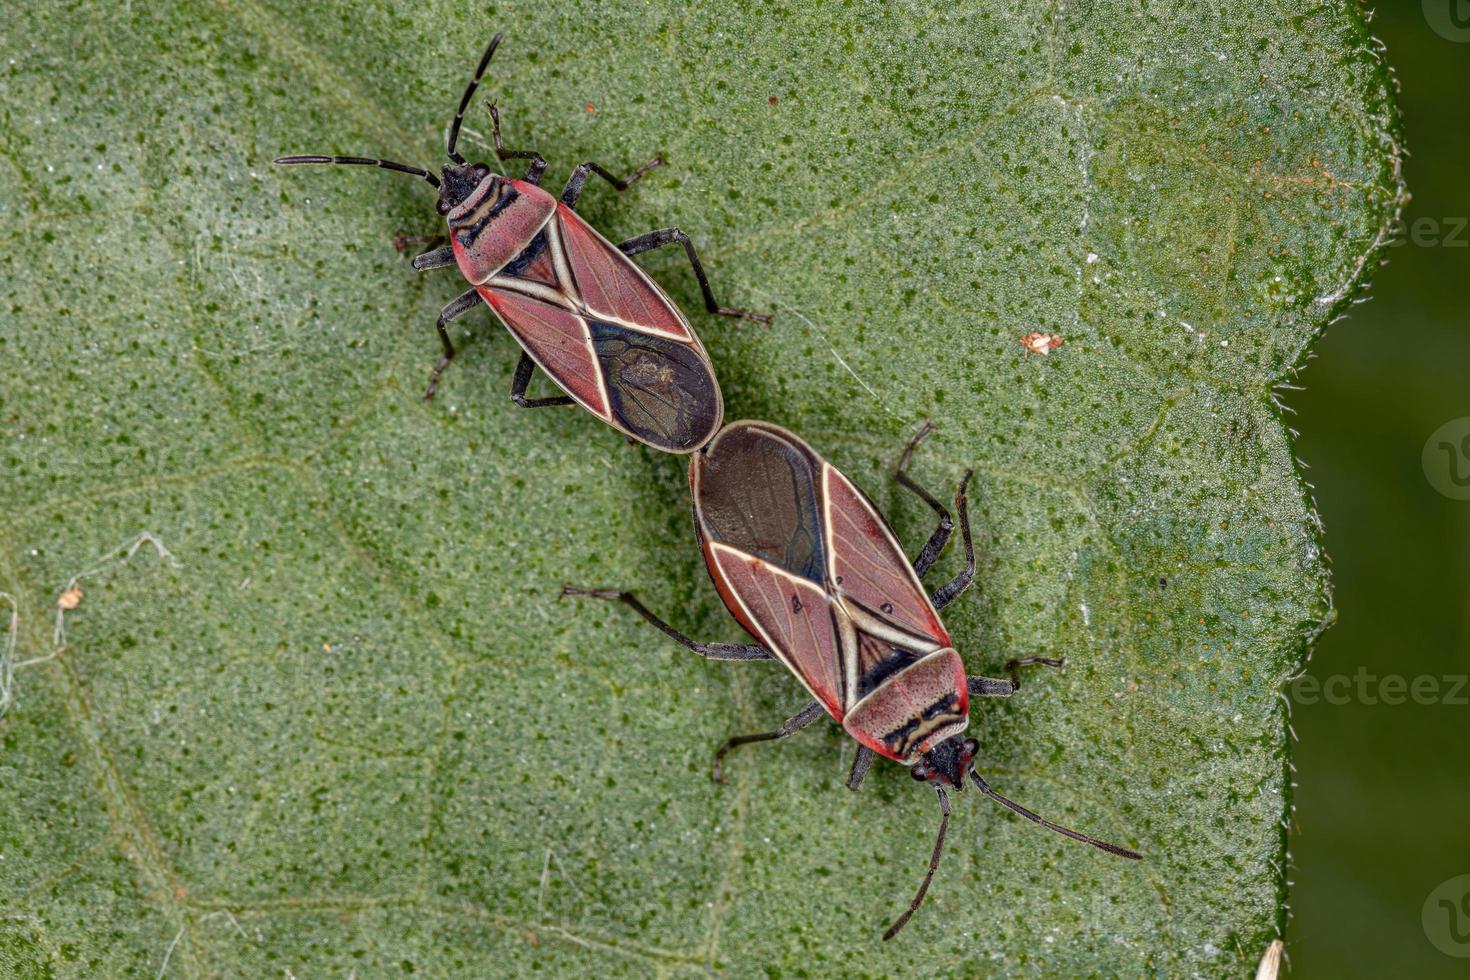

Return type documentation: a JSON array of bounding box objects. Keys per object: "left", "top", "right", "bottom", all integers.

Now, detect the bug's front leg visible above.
[
  {"left": 967, "top": 657, "right": 1065, "bottom": 696},
  {"left": 411, "top": 245, "right": 456, "bottom": 271},
  {"left": 424, "top": 288, "right": 483, "bottom": 399},
  {"left": 846, "top": 745, "right": 877, "bottom": 790},
  {"left": 1003, "top": 656, "right": 1065, "bottom": 691},
  {"left": 559, "top": 156, "right": 666, "bottom": 208},
  {"left": 488, "top": 101, "right": 547, "bottom": 185},
  {"left": 615, "top": 228, "right": 773, "bottom": 323},
  {"left": 396, "top": 233, "right": 445, "bottom": 256},
  {"left": 711, "top": 700, "right": 825, "bottom": 784}
]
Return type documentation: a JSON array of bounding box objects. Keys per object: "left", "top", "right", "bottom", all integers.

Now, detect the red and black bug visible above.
[
  {"left": 567, "top": 420, "right": 1140, "bottom": 938},
  {"left": 275, "top": 33, "right": 768, "bottom": 453}
]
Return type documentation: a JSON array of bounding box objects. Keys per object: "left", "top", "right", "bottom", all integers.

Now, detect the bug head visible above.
[
  {"left": 435, "top": 34, "right": 506, "bottom": 216},
  {"left": 437, "top": 162, "right": 496, "bottom": 214},
  {"left": 910, "top": 736, "right": 977, "bottom": 791}
]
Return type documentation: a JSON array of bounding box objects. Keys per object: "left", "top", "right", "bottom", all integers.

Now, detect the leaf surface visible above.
[{"left": 0, "top": 1, "right": 1403, "bottom": 974}]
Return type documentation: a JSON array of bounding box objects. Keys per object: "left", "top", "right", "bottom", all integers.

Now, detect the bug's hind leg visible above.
[
  {"left": 615, "top": 228, "right": 772, "bottom": 323},
  {"left": 510, "top": 353, "right": 574, "bottom": 409},
  {"left": 411, "top": 245, "right": 456, "bottom": 271},
  {"left": 893, "top": 422, "right": 975, "bottom": 606},
  {"left": 424, "top": 288, "right": 483, "bottom": 399},
  {"left": 711, "top": 700, "right": 825, "bottom": 784},
  {"left": 560, "top": 587, "right": 772, "bottom": 661},
  {"left": 560, "top": 156, "right": 666, "bottom": 208},
  {"left": 487, "top": 101, "right": 548, "bottom": 185},
  {"left": 896, "top": 421, "right": 954, "bottom": 577},
  {"left": 924, "top": 465, "right": 975, "bottom": 610}
]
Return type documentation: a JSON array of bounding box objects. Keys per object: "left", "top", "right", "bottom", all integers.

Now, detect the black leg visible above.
[
  {"left": 882, "top": 785, "right": 952, "bottom": 941},
  {"left": 411, "top": 245, "right": 456, "bottom": 271},
  {"left": 395, "top": 233, "right": 445, "bottom": 255},
  {"left": 968, "top": 675, "right": 1016, "bottom": 697},
  {"left": 846, "top": 745, "right": 877, "bottom": 790},
  {"left": 560, "top": 587, "right": 772, "bottom": 661},
  {"left": 711, "top": 700, "right": 825, "bottom": 784},
  {"left": 1003, "top": 656, "right": 1065, "bottom": 691},
  {"left": 928, "top": 468, "right": 976, "bottom": 610},
  {"left": 510, "top": 352, "right": 575, "bottom": 408},
  {"left": 895, "top": 421, "right": 952, "bottom": 577},
  {"left": 615, "top": 228, "right": 773, "bottom": 323},
  {"left": 425, "top": 289, "right": 483, "bottom": 399},
  {"left": 488, "top": 101, "right": 547, "bottom": 185},
  {"left": 560, "top": 156, "right": 666, "bottom": 209}
]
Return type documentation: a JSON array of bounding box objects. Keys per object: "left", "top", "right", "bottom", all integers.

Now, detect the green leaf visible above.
[{"left": 0, "top": 1, "right": 1403, "bottom": 974}]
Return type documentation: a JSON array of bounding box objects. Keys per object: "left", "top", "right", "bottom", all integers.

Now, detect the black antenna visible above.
[
  {"left": 274, "top": 155, "right": 441, "bottom": 189},
  {"left": 446, "top": 33, "right": 504, "bottom": 164},
  {"left": 883, "top": 785, "right": 951, "bottom": 941},
  {"left": 970, "top": 771, "right": 1142, "bottom": 860}
]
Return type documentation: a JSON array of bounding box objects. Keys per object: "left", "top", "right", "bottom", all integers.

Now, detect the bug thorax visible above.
[
  {"left": 437, "top": 162, "right": 496, "bottom": 214},
  {"left": 911, "top": 736, "right": 978, "bottom": 790}
]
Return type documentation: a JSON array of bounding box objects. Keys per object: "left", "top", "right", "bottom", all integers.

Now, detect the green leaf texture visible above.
[{"left": 0, "top": 1, "right": 1403, "bottom": 975}]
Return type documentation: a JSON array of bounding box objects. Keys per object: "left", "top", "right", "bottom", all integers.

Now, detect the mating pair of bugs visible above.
[{"left": 277, "top": 32, "right": 1140, "bottom": 940}]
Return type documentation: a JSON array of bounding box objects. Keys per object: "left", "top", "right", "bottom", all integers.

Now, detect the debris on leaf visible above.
[
  {"left": 55, "top": 587, "right": 83, "bottom": 610},
  {"left": 1020, "top": 331, "right": 1065, "bottom": 355},
  {"left": 1254, "top": 939, "right": 1283, "bottom": 980}
]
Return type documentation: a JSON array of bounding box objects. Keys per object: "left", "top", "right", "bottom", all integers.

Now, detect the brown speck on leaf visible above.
[
  {"left": 1020, "top": 331, "right": 1064, "bottom": 356},
  {"left": 585, "top": 102, "right": 595, "bottom": 113},
  {"left": 56, "top": 587, "right": 83, "bottom": 610},
  {"left": 323, "top": 642, "right": 333, "bottom": 653},
  {"left": 768, "top": 95, "right": 779, "bottom": 106},
  {"left": 526, "top": 932, "right": 540, "bottom": 947}
]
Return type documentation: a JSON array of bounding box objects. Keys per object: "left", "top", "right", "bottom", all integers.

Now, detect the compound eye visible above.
[
  {"left": 964, "top": 738, "right": 979, "bottom": 756},
  {"left": 910, "top": 765, "right": 929, "bottom": 782}
]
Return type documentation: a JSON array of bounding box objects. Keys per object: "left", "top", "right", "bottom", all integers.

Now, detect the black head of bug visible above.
[
  {"left": 910, "top": 736, "right": 976, "bottom": 791},
  {"left": 436, "top": 162, "right": 494, "bottom": 214}
]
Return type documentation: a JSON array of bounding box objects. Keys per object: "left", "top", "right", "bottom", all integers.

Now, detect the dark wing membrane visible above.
[
  {"left": 695, "top": 423, "right": 826, "bottom": 582},
  {"left": 589, "top": 320, "right": 721, "bottom": 453},
  {"left": 482, "top": 289, "right": 612, "bottom": 421},
  {"left": 706, "top": 542, "right": 846, "bottom": 717},
  {"left": 822, "top": 464, "right": 948, "bottom": 645},
  {"left": 556, "top": 204, "right": 693, "bottom": 342}
]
